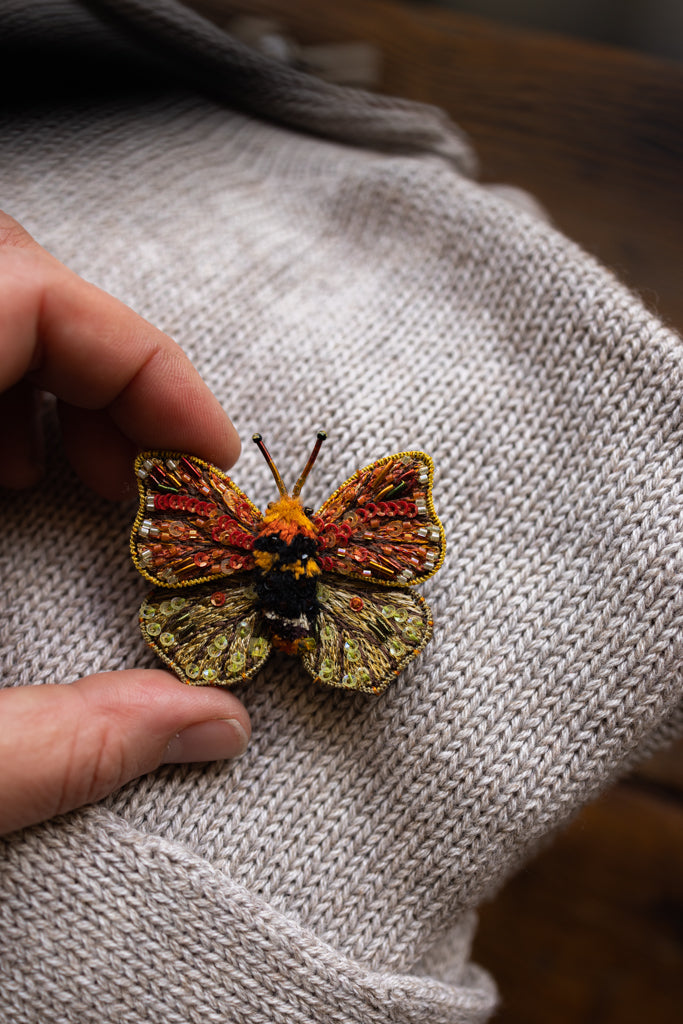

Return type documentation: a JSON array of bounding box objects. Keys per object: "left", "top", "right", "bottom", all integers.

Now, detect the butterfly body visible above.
[
  {"left": 131, "top": 434, "right": 445, "bottom": 694},
  {"left": 252, "top": 495, "right": 321, "bottom": 654}
]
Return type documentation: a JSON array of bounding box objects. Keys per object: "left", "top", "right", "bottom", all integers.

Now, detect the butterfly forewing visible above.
[
  {"left": 314, "top": 452, "right": 445, "bottom": 588},
  {"left": 140, "top": 581, "right": 271, "bottom": 686},
  {"left": 301, "top": 578, "right": 433, "bottom": 694},
  {"left": 132, "top": 452, "right": 263, "bottom": 587}
]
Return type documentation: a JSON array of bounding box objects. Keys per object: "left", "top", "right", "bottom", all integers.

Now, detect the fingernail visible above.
[{"left": 162, "top": 719, "right": 249, "bottom": 764}]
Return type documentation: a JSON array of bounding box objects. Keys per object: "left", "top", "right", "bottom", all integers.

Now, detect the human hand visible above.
[{"left": 0, "top": 212, "right": 250, "bottom": 836}]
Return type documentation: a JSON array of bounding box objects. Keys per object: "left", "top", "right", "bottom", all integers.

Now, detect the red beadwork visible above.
[{"left": 153, "top": 493, "right": 217, "bottom": 516}]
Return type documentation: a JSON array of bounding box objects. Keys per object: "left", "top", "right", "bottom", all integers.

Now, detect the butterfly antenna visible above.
[
  {"left": 292, "top": 430, "right": 327, "bottom": 497},
  {"left": 252, "top": 433, "right": 287, "bottom": 496}
]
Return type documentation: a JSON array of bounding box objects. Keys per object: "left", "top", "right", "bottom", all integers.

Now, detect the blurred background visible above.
[{"left": 414, "top": 0, "right": 683, "bottom": 62}]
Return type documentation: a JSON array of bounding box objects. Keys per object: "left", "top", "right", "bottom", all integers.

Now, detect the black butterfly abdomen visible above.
[{"left": 253, "top": 533, "right": 320, "bottom": 622}]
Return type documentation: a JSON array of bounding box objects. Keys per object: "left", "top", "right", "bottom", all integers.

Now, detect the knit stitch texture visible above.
[{"left": 1, "top": 2, "right": 682, "bottom": 1021}]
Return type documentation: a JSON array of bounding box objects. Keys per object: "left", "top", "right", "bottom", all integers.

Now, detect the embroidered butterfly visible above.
[{"left": 130, "top": 432, "right": 445, "bottom": 694}]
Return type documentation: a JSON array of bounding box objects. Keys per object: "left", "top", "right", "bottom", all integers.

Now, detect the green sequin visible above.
[
  {"left": 159, "top": 632, "right": 175, "bottom": 647},
  {"left": 249, "top": 638, "right": 269, "bottom": 659},
  {"left": 344, "top": 639, "right": 359, "bottom": 663},
  {"left": 186, "top": 664, "right": 201, "bottom": 679},
  {"left": 229, "top": 651, "right": 246, "bottom": 673},
  {"left": 319, "top": 658, "right": 335, "bottom": 682},
  {"left": 146, "top": 622, "right": 161, "bottom": 637},
  {"left": 404, "top": 615, "right": 424, "bottom": 643}
]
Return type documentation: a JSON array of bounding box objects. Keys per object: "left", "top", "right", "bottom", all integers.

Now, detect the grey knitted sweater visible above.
[{"left": 1, "top": 3, "right": 682, "bottom": 1021}]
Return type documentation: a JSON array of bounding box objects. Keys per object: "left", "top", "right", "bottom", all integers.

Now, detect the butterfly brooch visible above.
[{"left": 130, "top": 432, "right": 445, "bottom": 694}]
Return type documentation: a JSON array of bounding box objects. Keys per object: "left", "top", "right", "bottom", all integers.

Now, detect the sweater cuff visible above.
[{"left": 0, "top": 807, "right": 497, "bottom": 1024}]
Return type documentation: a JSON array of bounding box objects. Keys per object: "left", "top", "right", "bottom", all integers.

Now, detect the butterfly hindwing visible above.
[
  {"left": 300, "top": 577, "right": 434, "bottom": 694},
  {"left": 314, "top": 451, "right": 445, "bottom": 588},
  {"left": 140, "top": 581, "right": 271, "bottom": 686},
  {"left": 131, "top": 451, "right": 263, "bottom": 588}
]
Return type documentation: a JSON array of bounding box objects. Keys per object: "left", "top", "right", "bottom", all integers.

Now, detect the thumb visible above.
[{"left": 0, "top": 670, "right": 251, "bottom": 836}]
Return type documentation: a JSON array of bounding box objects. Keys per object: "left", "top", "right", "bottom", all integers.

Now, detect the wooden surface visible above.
[{"left": 201, "top": 3, "right": 683, "bottom": 1019}]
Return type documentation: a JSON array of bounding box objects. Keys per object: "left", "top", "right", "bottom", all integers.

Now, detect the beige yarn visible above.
[{"left": 1, "top": 2, "right": 682, "bottom": 1021}]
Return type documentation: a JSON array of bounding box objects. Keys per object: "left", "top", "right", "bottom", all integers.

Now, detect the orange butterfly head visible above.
[{"left": 255, "top": 432, "right": 321, "bottom": 536}]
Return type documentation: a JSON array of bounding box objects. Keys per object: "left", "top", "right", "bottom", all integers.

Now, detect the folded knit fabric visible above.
[{"left": 1, "top": 2, "right": 682, "bottom": 1021}]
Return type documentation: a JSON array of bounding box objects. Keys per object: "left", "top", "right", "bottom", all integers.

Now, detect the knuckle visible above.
[
  {"left": 56, "top": 717, "right": 126, "bottom": 813},
  {"left": 55, "top": 686, "right": 136, "bottom": 812}
]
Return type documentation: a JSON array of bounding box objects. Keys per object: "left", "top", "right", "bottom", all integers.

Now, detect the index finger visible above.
[{"left": 0, "top": 213, "right": 240, "bottom": 494}]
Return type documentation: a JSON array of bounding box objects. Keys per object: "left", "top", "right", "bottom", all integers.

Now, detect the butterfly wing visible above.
[
  {"left": 314, "top": 451, "right": 445, "bottom": 587},
  {"left": 300, "top": 578, "right": 433, "bottom": 694},
  {"left": 140, "top": 580, "right": 271, "bottom": 686},
  {"left": 131, "top": 451, "right": 263, "bottom": 587}
]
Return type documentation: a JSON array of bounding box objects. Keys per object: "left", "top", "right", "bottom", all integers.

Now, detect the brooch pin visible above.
[{"left": 130, "top": 432, "right": 445, "bottom": 694}]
